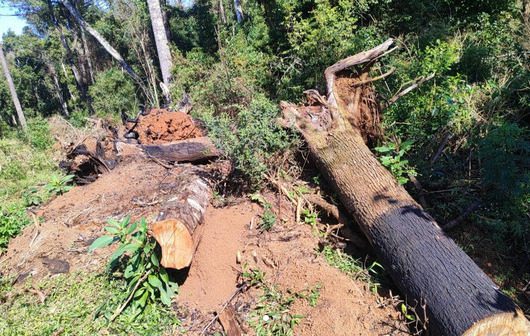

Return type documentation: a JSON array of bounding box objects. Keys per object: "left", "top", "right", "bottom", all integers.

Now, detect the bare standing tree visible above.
[
  {"left": 234, "top": 0, "right": 243, "bottom": 23},
  {"left": 59, "top": 0, "right": 141, "bottom": 84},
  {"left": 0, "top": 43, "right": 27, "bottom": 130},
  {"left": 147, "top": 0, "right": 174, "bottom": 104}
]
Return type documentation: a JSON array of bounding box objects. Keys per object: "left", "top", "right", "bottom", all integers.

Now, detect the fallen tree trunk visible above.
[
  {"left": 116, "top": 137, "right": 219, "bottom": 163},
  {"left": 281, "top": 39, "right": 528, "bottom": 335},
  {"left": 151, "top": 166, "right": 212, "bottom": 270}
]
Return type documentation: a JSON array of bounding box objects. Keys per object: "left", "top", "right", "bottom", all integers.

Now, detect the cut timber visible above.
[
  {"left": 116, "top": 137, "right": 219, "bottom": 163},
  {"left": 151, "top": 168, "right": 211, "bottom": 269},
  {"left": 281, "top": 39, "right": 529, "bottom": 336}
]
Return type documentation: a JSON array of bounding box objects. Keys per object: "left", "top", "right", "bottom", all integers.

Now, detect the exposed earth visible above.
[{"left": 0, "top": 110, "right": 409, "bottom": 335}]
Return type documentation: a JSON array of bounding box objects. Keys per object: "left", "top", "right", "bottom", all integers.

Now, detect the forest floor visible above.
[
  {"left": 0, "top": 111, "right": 412, "bottom": 335},
  {"left": 0, "top": 158, "right": 410, "bottom": 335}
]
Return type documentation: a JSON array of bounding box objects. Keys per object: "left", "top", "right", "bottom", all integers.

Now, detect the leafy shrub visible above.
[
  {"left": 89, "top": 217, "right": 178, "bottom": 314},
  {"left": 45, "top": 174, "right": 75, "bottom": 196},
  {"left": 375, "top": 140, "right": 417, "bottom": 185},
  {"left": 89, "top": 67, "right": 137, "bottom": 119},
  {"left": 0, "top": 204, "right": 30, "bottom": 250},
  {"left": 19, "top": 118, "right": 54, "bottom": 150},
  {"left": 198, "top": 95, "right": 293, "bottom": 188}
]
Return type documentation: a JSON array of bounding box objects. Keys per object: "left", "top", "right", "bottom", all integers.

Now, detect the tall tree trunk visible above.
[
  {"left": 80, "top": 27, "right": 95, "bottom": 84},
  {"left": 219, "top": 0, "right": 227, "bottom": 24},
  {"left": 59, "top": 0, "right": 142, "bottom": 84},
  {"left": 47, "top": 0, "right": 87, "bottom": 108},
  {"left": 0, "top": 43, "right": 27, "bottom": 130},
  {"left": 234, "top": 0, "right": 243, "bottom": 23},
  {"left": 280, "top": 40, "right": 529, "bottom": 336},
  {"left": 147, "top": 0, "right": 173, "bottom": 103},
  {"left": 47, "top": 61, "right": 69, "bottom": 116}
]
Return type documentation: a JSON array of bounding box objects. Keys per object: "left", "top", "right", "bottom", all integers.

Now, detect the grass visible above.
[
  {"left": 321, "top": 246, "right": 383, "bottom": 293},
  {"left": 0, "top": 272, "right": 180, "bottom": 336},
  {"left": 0, "top": 118, "right": 74, "bottom": 250}
]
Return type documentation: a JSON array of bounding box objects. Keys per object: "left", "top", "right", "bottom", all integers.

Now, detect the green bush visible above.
[
  {"left": 197, "top": 94, "right": 293, "bottom": 189},
  {"left": 89, "top": 67, "right": 137, "bottom": 119},
  {"left": 25, "top": 118, "right": 54, "bottom": 150},
  {"left": 0, "top": 204, "right": 30, "bottom": 250}
]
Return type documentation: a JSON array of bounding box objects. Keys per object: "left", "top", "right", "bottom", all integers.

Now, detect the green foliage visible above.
[
  {"left": 0, "top": 204, "right": 30, "bottom": 250},
  {"left": 89, "top": 217, "right": 178, "bottom": 313},
  {"left": 251, "top": 193, "right": 278, "bottom": 231},
  {"left": 198, "top": 95, "right": 293, "bottom": 188},
  {"left": 0, "top": 272, "right": 180, "bottom": 335},
  {"left": 89, "top": 68, "right": 137, "bottom": 119},
  {"left": 321, "top": 246, "right": 382, "bottom": 292},
  {"left": 24, "top": 118, "right": 54, "bottom": 150},
  {"left": 44, "top": 174, "right": 74, "bottom": 196},
  {"left": 242, "top": 268, "right": 314, "bottom": 336},
  {"left": 250, "top": 284, "right": 304, "bottom": 336},
  {"left": 375, "top": 140, "right": 417, "bottom": 185}
]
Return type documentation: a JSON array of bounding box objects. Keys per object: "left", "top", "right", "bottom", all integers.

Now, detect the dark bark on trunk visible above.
[
  {"left": 115, "top": 137, "right": 220, "bottom": 163},
  {"left": 280, "top": 39, "right": 529, "bottom": 336}
]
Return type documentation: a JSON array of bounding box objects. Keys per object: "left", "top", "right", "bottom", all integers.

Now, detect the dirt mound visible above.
[{"left": 136, "top": 109, "right": 203, "bottom": 145}]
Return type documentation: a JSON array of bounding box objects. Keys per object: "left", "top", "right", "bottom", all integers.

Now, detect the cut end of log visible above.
[
  {"left": 151, "top": 219, "right": 194, "bottom": 270},
  {"left": 462, "top": 310, "right": 529, "bottom": 336}
]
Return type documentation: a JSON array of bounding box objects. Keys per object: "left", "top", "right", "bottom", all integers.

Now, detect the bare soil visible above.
[
  {"left": 136, "top": 109, "right": 203, "bottom": 144},
  {"left": 0, "top": 110, "right": 408, "bottom": 334}
]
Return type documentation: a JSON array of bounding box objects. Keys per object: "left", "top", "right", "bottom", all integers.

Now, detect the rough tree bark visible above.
[
  {"left": 151, "top": 167, "right": 211, "bottom": 269},
  {"left": 0, "top": 43, "right": 27, "bottom": 129},
  {"left": 280, "top": 39, "right": 529, "bottom": 336},
  {"left": 147, "top": 0, "right": 174, "bottom": 100},
  {"left": 116, "top": 137, "right": 220, "bottom": 163},
  {"left": 59, "top": 0, "right": 141, "bottom": 84}
]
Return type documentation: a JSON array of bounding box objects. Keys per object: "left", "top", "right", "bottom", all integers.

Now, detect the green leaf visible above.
[
  {"left": 138, "top": 290, "right": 149, "bottom": 308},
  {"left": 148, "top": 274, "right": 164, "bottom": 290},
  {"left": 88, "top": 235, "right": 115, "bottom": 252},
  {"left": 104, "top": 226, "right": 120, "bottom": 235},
  {"left": 159, "top": 286, "right": 172, "bottom": 306},
  {"left": 126, "top": 220, "right": 138, "bottom": 235},
  {"left": 109, "top": 243, "right": 137, "bottom": 265},
  {"left": 150, "top": 252, "right": 160, "bottom": 268}
]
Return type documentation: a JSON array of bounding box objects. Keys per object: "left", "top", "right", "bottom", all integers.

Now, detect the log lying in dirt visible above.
[
  {"left": 151, "top": 167, "right": 211, "bottom": 269},
  {"left": 281, "top": 39, "right": 529, "bottom": 336},
  {"left": 116, "top": 137, "right": 220, "bottom": 163}
]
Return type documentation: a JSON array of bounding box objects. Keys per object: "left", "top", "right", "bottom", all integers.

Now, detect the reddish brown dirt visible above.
[
  {"left": 0, "top": 159, "right": 408, "bottom": 335},
  {"left": 136, "top": 109, "right": 203, "bottom": 145},
  {"left": 178, "top": 202, "right": 258, "bottom": 312}
]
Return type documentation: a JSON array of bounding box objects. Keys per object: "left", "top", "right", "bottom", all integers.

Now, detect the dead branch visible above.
[
  {"left": 352, "top": 67, "right": 395, "bottom": 87},
  {"left": 442, "top": 200, "right": 482, "bottom": 231},
  {"left": 325, "top": 39, "right": 394, "bottom": 109},
  {"left": 387, "top": 73, "right": 435, "bottom": 106}
]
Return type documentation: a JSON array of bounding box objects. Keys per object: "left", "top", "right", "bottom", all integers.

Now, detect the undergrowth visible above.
[
  {"left": 89, "top": 217, "right": 178, "bottom": 316},
  {"left": 0, "top": 272, "right": 179, "bottom": 336},
  {"left": 243, "top": 268, "right": 321, "bottom": 336},
  {"left": 321, "top": 246, "right": 383, "bottom": 293},
  {"left": 0, "top": 118, "right": 65, "bottom": 250}
]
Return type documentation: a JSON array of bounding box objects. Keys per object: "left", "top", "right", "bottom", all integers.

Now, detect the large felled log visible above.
[
  {"left": 116, "top": 137, "right": 219, "bottom": 163},
  {"left": 281, "top": 40, "right": 529, "bottom": 335},
  {"left": 151, "top": 167, "right": 211, "bottom": 269}
]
